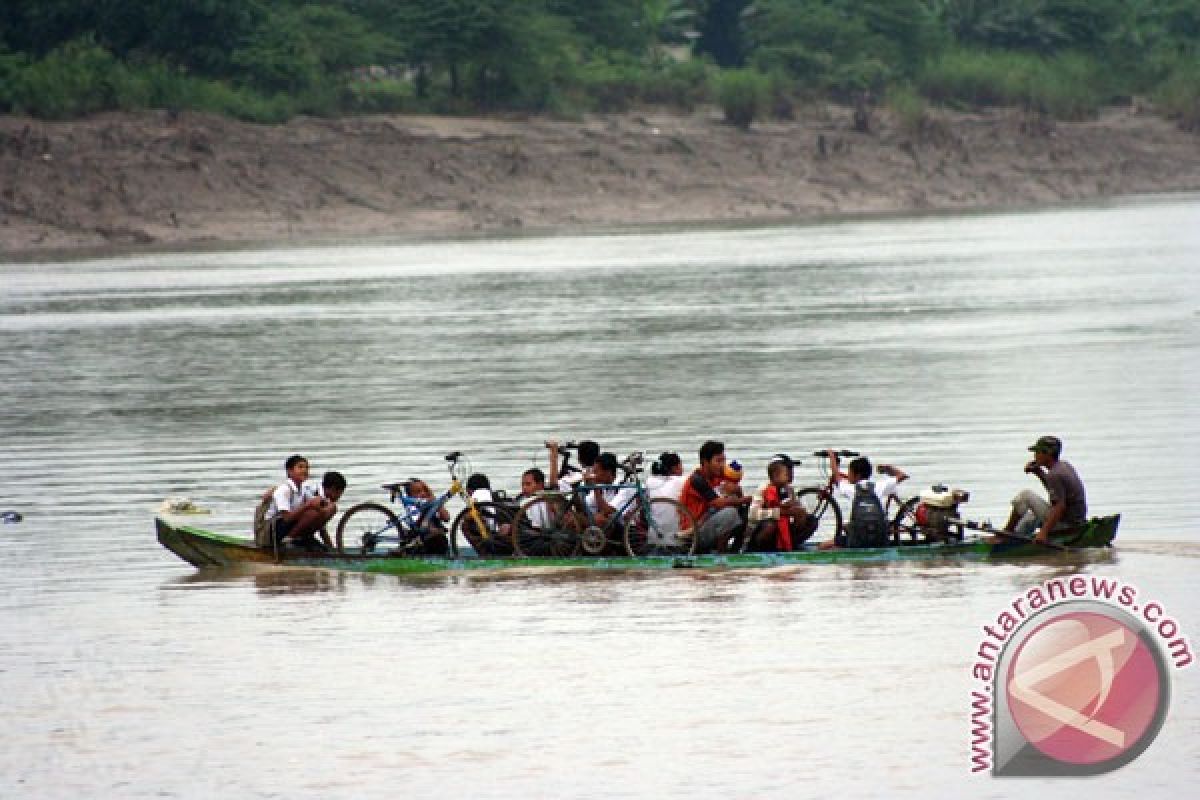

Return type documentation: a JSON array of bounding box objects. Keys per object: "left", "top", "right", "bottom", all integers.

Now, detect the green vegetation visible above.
[
  {"left": 715, "top": 68, "right": 769, "bottom": 128},
  {"left": 887, "top": 84, "right": 930, "bottom": 136},
  {"left": 918, "top": 49, "right": 1107, "bottom": 120},
  {"left": 1154, "top": 61, "right": 1200, "bottom": 130},
  {"left": 0, "top": 1, "right": 1197, "bottom": 127}
]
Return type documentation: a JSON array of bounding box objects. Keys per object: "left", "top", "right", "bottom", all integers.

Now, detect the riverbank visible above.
[{"left": 2, "top": 104, "right": 1198, "bottom": 256}]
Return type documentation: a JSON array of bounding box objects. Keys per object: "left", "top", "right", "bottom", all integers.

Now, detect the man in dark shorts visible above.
[{"left": 1002, "top": 435, "right": 1087, "bottom": 544}]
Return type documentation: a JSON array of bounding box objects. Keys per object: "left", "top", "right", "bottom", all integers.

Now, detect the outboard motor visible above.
[{"left": 916, "top": 484, "right": 970, "bottom": 540}]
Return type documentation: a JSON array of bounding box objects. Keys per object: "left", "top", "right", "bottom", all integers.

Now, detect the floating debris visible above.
[{"left": 156, "top": 497, "right": 211, "bottom": 515}]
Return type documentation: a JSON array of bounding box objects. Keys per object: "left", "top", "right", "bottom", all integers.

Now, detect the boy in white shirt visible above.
[
  {"left": 820, "top": 451, "right": 909, "bottom": 549},
  {"left": 828, "top": 452, "right": 909, "bottom": 510},
  {"left": 266, "top": 455, "right": 338, "bottom": 551},
  {"left": 584, "top": 452, "right": 636, "bottom": 532},
  {"left": 517, "top": 468, "right": 552, "bottom": 530},
  {"left": 461, "top": 473, "right": 512, "bottom": 555},
  {"left": 546, "top": 439, "right": 600, "bottom": 492}
]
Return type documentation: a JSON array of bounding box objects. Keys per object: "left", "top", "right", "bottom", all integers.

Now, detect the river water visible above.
[{"left": 2, "top": 195, "right": 1198, "bottom": 797}]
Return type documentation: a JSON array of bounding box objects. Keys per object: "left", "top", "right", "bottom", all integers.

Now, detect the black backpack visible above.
[{"left": 846, "top": 482, "right": 888, "bottom": 548}]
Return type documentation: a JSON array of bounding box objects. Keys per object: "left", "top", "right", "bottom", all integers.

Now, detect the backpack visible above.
[
  {"left": 253, "top": 487, "right": 276, "bottom": 548},
  {"left": 846, "top": 482, "right": 888, "bottom": 548}
]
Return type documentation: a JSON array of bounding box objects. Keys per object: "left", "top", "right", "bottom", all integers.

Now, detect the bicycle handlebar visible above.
[{"left": 812, "top": 449, "right": 860, "bottom": 458}]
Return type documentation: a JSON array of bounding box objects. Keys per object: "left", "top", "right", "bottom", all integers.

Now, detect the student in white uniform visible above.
[
  {"left": 517, "top": 468, "right": 552, "bottom": 530},
  {"left": 546, "top": 439, "right": 601, "bottom": 492},
  {"left": 829, "top": 452, "right": 909, "bottom": 511},
  {"left": 584, "top": 452, "right": 636, "bottom": 531},
  {"left": 459, "top": 472, "right": 513, "bottom": 555},
  {"left": 646, "top": 451, "right": 686, "bottom": 530},
  {"left": 265, "top": 454, "right": 338, "bottom": 551}
]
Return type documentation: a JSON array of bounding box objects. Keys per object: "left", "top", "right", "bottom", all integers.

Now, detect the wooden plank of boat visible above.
[{"left": 156, "top": 513, "right": 1119, "bottom": 574}]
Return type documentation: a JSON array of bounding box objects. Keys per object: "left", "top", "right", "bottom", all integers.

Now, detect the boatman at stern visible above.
[{"left": 1002, "top": 435, "right": 1087, "bottom": 544}]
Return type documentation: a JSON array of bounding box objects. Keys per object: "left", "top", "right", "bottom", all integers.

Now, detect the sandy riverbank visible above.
[{"left": 2, "top": 104, "right": 1198, "bottom": 256}]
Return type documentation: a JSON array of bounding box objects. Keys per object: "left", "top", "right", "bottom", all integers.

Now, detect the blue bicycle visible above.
[{"left": 334, "top": 451, "right": 514, "bottom": 557}]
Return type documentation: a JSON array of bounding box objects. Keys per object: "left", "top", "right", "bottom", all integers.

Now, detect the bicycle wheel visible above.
[
  {"left": 623, "top": 498, "right": 698, "bottom": 557},
  {"left": 450, "top": 502, "right": 515, "bottom": 558},
  {"left": 335, "top": 502, "right": 401, "bottom": 554},
  {"left": 511, "top": 494, "right": 581, "bottom": 558},
  {"left": 795, "top": 488, "right": 843, "bottom": 546},
  {"left": 891, "top": 497, "right": 921, "bottom": 544}
]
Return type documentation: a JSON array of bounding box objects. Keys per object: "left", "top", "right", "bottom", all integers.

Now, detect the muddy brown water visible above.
[{"left": 2, "top": 195, "right": 1198, "bottom": 797}]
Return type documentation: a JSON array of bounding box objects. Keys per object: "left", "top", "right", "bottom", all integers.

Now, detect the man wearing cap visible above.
[{"left": 1002, "top": 436, "right": 1087, "bottom": 544}]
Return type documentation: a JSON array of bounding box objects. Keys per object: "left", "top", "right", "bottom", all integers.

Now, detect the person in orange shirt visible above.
[{"left": 681, "top": 440, "right": 751, "bottom": 553}]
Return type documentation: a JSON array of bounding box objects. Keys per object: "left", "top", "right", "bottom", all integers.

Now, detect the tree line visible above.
[{"left": 0, "top": 1, "right": 1196, "bottom": 128}]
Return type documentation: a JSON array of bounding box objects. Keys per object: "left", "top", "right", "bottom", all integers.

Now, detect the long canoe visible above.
[{"left": 155, "top": 514, "right": 1120, "bottom": 575}]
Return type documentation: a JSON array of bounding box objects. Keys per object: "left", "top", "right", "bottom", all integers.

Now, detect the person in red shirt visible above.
[
  {"left": 746, "top": 457, "right": 811, "bottom": 551},
  {"left": 682, "top": 440, "right": 752, "bottom": 553}
]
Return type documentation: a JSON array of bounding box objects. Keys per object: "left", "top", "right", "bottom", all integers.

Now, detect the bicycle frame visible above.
[
  {"left": 789, "top": 449, "right": 860, "bottom": 544},
  {"left": 379, "top": 459, "right": 478, "bottom": 546}
]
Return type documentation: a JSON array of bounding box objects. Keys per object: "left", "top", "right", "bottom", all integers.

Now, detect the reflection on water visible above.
[{"left": 1, "top": 196, "right": 1198, "bottom": 797}]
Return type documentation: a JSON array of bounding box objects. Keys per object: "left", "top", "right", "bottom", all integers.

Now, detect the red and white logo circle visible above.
[{"left": 1006, "top": 609, "right": 1165, "bottom": 766}]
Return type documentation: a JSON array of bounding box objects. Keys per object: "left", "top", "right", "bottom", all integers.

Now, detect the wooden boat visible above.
[{"left": 155, "top": 513, "right": 1120, "bottom": 575}]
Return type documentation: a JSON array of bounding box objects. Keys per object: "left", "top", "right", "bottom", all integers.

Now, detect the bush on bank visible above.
[
  {"left": 715, "top": 68, "right": 769, "bottom": 128},
  {"left": 1154, "top": 62, "right": 1200, "bottom": 131}
]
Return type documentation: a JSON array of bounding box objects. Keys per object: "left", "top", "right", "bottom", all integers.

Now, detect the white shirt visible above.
[
  {"left": 646, "top": 474, "right": 685, "bottom": 502},
  {"left": 266, "top": 478, "right": 317, "bottom": 521},
  {"left": 466, "top": 488, "right": 504, "bottom": 534},
  {"left": 519, "top": 495, "right": 553, "bottom": 530},
  {"left": 646, "top": 474, "right": 687, "bottom": 534},
  {"left": 833, "top": 476, "right": 900, "bottom": 509},
  {"left": 584, "top": 485, "right": 637, "bottom": 520},
  {"left": 557, "top": 467, "right": 584, "bottom": 493}
]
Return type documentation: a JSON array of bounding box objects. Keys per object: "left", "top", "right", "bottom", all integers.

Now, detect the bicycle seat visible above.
[{"left": 444, "top": 451, "right": 463, "bottom": 462}]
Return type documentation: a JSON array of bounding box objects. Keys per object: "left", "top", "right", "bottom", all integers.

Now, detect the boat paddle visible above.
[{"left": 955, "top": 518, "right": 1070, "bottom": 551}]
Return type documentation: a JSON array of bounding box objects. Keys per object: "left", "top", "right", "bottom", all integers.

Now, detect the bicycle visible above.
[
  {"left": 792, "top": 449, "right": 860, "bottom": 544},
  {"left": 510, "top": 452, "right": 697, "bottom": 558},
  {"left": 334, "top": 451, "right": 514, "bottom": 557}
]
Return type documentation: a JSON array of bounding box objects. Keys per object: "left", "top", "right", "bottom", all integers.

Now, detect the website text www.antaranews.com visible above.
[{"left": 967, "top": 576, "right": 1192, "bottom": 773}]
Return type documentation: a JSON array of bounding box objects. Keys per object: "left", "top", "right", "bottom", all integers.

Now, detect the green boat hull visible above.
[{"left": 155, "top": 514, "right": 1120, "bottom": 575}]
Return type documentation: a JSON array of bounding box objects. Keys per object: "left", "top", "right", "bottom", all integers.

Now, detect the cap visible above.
[
  {"left": 723, "top": 460, "right": 744, "bottom": 481},
  {"left": 1028, "top": 435, "right": 1062, "bottom": 457}
]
